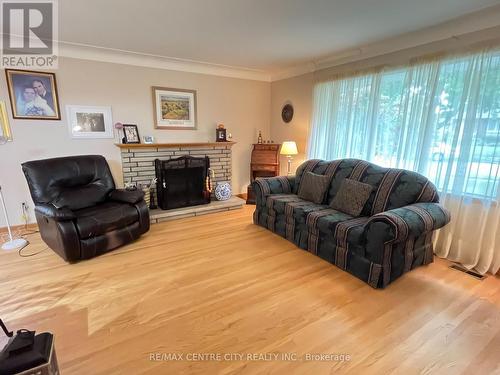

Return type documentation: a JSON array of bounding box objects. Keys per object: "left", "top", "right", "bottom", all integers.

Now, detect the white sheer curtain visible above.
[{"left": 308, "top": 49, "right": 500, "bottom": 275}]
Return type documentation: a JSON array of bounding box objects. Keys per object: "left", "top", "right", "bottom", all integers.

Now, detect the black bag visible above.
[{"left": 0, "top": 319, "right": 58, "bottom": 375}]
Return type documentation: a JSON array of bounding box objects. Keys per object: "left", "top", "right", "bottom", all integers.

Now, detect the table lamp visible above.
[{"left": 280, "top": 141, "right": 298, "bottom": 175}]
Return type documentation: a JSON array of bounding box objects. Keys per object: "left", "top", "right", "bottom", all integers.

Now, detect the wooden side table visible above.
[{"left": 247, "top": 143, "right": 281, "bottom": 204}]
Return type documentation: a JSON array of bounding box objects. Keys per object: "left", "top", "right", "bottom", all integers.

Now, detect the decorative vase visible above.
[
  {"left": 214, "top": 181, "right": 231, "bottom": 201},
  {"left": 142, "top": 187, "right": 150, "bottom": 206}
]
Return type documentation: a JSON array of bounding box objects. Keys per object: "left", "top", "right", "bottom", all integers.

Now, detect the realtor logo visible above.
[{"left": 1, "top": 0, "right": 58, "bottom": 68}]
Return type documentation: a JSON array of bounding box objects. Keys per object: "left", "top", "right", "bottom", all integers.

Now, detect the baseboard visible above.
[{"left": 0, "top": 223, "right": 38, "bottom": 235}]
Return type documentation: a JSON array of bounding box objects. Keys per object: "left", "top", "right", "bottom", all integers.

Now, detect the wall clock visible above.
[{"left": 281, "top": 103, "right": 294, "bottom": 123}]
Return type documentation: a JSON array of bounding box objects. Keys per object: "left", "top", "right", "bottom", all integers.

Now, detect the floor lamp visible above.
[
  {"left": 280, "top": 141, "right": 298, "bottom": 175},
  {"left": 0, "top": 185, "right": 28, "bottom": 251}
]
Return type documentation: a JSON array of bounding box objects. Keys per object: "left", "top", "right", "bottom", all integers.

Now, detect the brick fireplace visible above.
[
  {"left": 116, "top": 142, "right": 243, "bottom": 222},
  {"left": 118, "top": 142, "right": 234, "bottom": 192}
]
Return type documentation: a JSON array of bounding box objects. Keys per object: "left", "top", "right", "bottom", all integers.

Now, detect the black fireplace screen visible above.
[{"left": 155, "top": 156, "right": 210, "bottom": 210}]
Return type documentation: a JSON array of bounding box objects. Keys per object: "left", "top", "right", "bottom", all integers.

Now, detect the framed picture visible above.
[
  {"left": 66, "top": 105, "right": 113, "bottom": 139},
  {"left": 152, "top": 86, "right": 197, "bottom": 130},
  {"left": 143, "top": 135, "right": 154, "bottom": 144},
  {"left": 216, "top": 128, "right": 227, "bottom": 142},
  {"left": 0, "top": 101, "right": 12, "bottom": 142},
  {"left": 123, "top": 124, "right": 140, "bottom": 144},
  {"left": 5, "top": 69, "right": 61, "bottom": 120}
]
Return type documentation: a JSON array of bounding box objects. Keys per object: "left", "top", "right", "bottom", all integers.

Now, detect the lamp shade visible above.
[{"left": 280, "top": 141, "right": 298, "bottom": 156}]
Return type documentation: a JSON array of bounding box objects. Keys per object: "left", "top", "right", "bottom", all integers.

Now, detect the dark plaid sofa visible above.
[{"left": 252, "top": 159, "right": 451, "bottom": 288}]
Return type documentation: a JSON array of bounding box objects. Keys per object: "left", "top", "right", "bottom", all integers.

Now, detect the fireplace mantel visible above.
[{"left": 115, "top": 141, "right": 236, "bottom": 149}]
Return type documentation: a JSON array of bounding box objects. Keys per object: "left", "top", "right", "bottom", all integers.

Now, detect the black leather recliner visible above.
[{"left": 22, "top": 155, "right": 150, "bottom": 262}]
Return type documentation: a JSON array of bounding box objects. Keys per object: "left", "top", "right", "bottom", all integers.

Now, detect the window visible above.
[{"left": 308, "top": 49, "right": 500, "bottom": 201}]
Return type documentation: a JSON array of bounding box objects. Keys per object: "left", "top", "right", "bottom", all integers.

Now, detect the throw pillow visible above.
[
  {"left": 297, "top": 172, "right": 331, "bottom": 204},
  {"left": 330, "top": 178, "right": 373, "bottom": 216}
]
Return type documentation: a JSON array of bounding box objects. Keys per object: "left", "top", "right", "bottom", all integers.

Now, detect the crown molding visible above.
[
  {"left": 270, "top": 4, "right": 500, "bottom": 82},
  {"left": 270, "top": 62, "right": 317, "bottom": 82},
  {"left": 58, "top": 41, "right": 272, "bottom": 82}
]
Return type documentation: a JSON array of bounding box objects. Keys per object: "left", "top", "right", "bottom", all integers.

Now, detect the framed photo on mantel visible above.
[
  {"left": 152, "top": 86, "right": 197, "bottom": 130},
  {"left": 123, "top": 124, "right": 140, "bottom": 144}
]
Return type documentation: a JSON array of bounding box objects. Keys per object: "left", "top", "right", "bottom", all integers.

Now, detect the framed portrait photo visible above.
[
  {"left": 66, "top": 105, "right": 113, "bottom": 139},
  {"left": 152, "top": 86, "right": 197, "bottom": 130},
  {"left": 5, "top": 69, "right": 61, "bottom": 120},
  {"left": 123, "top": 124, "right": 140, "bottom": 144}
]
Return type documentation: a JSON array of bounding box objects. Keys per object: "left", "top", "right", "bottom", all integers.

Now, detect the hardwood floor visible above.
[{"left": 0, "top": 206, "right": 499, "bottom": 374}]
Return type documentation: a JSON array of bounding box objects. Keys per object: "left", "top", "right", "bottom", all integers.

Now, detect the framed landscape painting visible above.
[
  {"left": 5, "top": 69, "right": 61, "bottom": 120},
  {"left": 152, "top": 86, "right": 197, "bottom": 130},
  {"left": 66, "top": 105, "right": 113, "bottom": 139}
]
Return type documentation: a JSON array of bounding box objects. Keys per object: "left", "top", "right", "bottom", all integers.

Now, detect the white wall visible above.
[
  {"left": 0, "top": 57, "right": 270, "bottom": 226},
  {"left": 270, "top": 73, "right": 313, "bottom": 175}
]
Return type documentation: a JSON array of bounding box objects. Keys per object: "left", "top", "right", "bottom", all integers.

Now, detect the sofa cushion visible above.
[
  {"left": 74, "top": 201, "right": 138, "bottom": 239},
  {"left": 292, "top": 203, "right": 330, "bottom": 222},
  {"left": 315, "top": 214, "right": 367, "bottom": 246},
  {"left": 297, "top": 172, "right": 331, "bottom": 204},
  {"left": 52, "top": 183, "right": 112, "bottom": 211},
  {"left": 307, "top": 210, "right": 354, "bottom": 231},
  {"left": 266, "top": 194, "right": 305, "bottom": 216},
  {"left": 330, "top": 179, "right": 373, "bottom": 216},
  {"left": 371, "top": 171, "right": 438, "bottom": 214},
  {"left": 34, "top": 203, "right": 75, "bottom": 221}
]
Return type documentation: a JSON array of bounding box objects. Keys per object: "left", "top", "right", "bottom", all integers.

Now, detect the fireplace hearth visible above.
[{"left": 155, "top": 155, "right": 211, "bottom": 210}]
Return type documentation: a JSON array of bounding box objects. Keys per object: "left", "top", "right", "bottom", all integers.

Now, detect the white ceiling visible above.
[{"left": 60, "top": 0, "right": 500, "bottom": 77}]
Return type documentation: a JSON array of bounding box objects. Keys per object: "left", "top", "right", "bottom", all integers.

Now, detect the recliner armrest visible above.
[
  {"left": 108, "top": 189, "right": 144, "bottom": 204},
  {"left": 35, "top": 204, "right": 75, "bottom": 221}
]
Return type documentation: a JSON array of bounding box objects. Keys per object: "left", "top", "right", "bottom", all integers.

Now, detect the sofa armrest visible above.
[
  {"left": 35, "top": 203, "right": 75, "bottom": 221},
  {"left": 108, "top": 189, "right": 144, "bottom": 204},
  {"left": 252, "top": 176, "right": 295, "bottom": 207},
  {"left": 364, "top": 202, "right": 451, "bottom": 245}
]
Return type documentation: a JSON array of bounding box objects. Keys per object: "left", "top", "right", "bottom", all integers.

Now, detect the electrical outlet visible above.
[{"left": 21, "top": 202, "right": 30, "bottom": 224}]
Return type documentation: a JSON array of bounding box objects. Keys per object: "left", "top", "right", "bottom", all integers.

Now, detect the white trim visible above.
[
  {"left": 59, "top": 41, "right": 271, "bottom": 82},
  {"left": 270, "top": 62, "right": 317, "bottom": 82}
]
